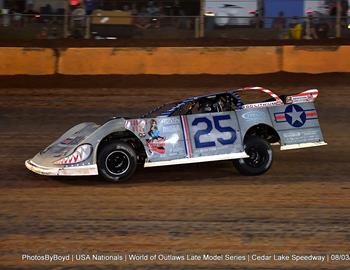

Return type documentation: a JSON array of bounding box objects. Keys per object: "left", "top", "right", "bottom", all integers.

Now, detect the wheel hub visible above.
[
  {"left": 105, "top": 151, "right": 130, "bottom": 176},
  {"left": 246, "top": 146, "right": 266, "bottom": 168}
]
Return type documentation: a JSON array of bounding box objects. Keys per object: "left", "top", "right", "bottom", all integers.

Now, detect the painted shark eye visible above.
[{"left": 54, "top": 144, "right": 92, "bottom": 165}]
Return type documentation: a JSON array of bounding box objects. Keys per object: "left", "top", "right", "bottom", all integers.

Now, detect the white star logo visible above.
[{"left": 286, "top": 106, "right": 304, "bottom": 125}]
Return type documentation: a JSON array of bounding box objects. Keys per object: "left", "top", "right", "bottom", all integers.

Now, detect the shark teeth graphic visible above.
[{"left": 55, "top": 144, "right": 92, "bottom": 165}]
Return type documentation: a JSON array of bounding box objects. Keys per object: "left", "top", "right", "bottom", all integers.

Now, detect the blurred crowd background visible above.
[{"left": 0, "top": 0, "right": 349, "bottom": 40}]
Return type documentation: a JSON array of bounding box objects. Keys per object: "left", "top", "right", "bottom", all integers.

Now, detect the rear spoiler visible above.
[{"left": 285, "top": 89, "right": 319, "bottom": 104}]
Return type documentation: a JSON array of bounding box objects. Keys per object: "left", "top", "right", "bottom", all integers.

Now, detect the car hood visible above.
[{"left": 30, "top": 122, "right": 100, "bottom": 168}]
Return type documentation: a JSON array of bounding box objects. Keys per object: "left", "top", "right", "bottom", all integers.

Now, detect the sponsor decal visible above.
[
  {"left": 146, "top": 119, "right": 166, "bottom": 154},
  {"left": 286, "top": 94, "right": 313, "bottom": 104},
  {"left": 274, "top": 104, "right": 318, "bottom": 128},
  {"left": 61, "top": 136, "right": 84, "bottom": 145},
  {"left": 125, "top": 119, "right": 146, "bottom": 137},
  {"left": 242, "top": 101, "right": 282, "bottom": 109},
  {"left": 241, "top": 111, "right": 265, "bottom": 121}
]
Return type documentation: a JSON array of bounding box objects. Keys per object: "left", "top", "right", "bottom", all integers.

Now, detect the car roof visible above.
[
  {"left": 160, "top": 91, "right": 242, "bottom": 117},
  {"left": 143, "top": 87, "right": 281, "bottom": 118}
]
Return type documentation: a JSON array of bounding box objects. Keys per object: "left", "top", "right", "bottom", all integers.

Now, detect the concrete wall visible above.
[
  {"left": 283, "top": 46, "right": 350, "bottom": 73},
  {"left": 0, "top": 48, "right": 56, "bottom": 75},
  {"left": 58, "top": 47, "right": 280, "bottom": 75},
  {"left": 0, "top": 46, "right": 350, "bottom": 75}
]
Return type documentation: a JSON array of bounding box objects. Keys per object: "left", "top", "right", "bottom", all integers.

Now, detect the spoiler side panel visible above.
[
  {"left": 268, "top": 101, "right": 326, "bottom": 150},
  {"left": 285, "top": 89, "right": 319, "bottom": 104}
]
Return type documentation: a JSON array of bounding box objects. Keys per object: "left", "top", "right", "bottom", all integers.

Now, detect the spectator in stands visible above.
[
  {"left": 272, "top": 11, "right": 286, "bottom": 30},
  {"left": 328, "top": 0, "right": 337, "bottom": 34},
  {"left": 304, "top": 14, "right": 318, "bottom": 39},
  {"left": 12, "top": 6, "right": 23, "bottom": 27},
  {"left": 24, "top": 4, "right": 39, "bottom": 23},
  {"left": 84, "top": 0, "right": 95, "bottom": 15},
  {"left": 70, "top": 3, "right": 86, "bottom": 38},
  {"left": 340, "top": 0, "right": 349, "bottom": 28},
  {"left": 42, "top": 4, "right": 52, "bottom": 15},
  {"left": 41, "top": 4, "right": 53, "bottom": 23},
  {"left": 250, "top": 12, "right": 263, "bottom": 28},
  {"left": 125, "top": 3, "right": 145, "bottom": 25},
  {"left": 146, "top": 0, "right": 160, "bottom": 28},
  {"left": 272, "top": 11, "right": 287, "bottom": 39},
  {"left": 327, "top": 0, "right": 348, "bottom": 35},
  {"left": 134, "top": 5, "right": 151, "bottom": 30},
  {"left": 172, "top": 0, "right": 181, "bottom": 17},
  {"left": 328, "top": 0, "right": 348, "bottom": 22},
  {"left": 71, "top": 4, "right": 86, "bottom": 23},
  {"left": 131, "top": 3, "right": 138, "bottom": 16},
  {"left": 315, "top": 16, "right": 330, "bottom": 39},
  {"left": 147, "top": 0, "right": 160, "bottom": 16},
  {"left": 2, "top": 8, "right": 10, "bottom": 27},
  {"left": 70, "top": 0, "right": 81, "bottom": 8},
  {"left": 288, "top": 17, "right": 303, "bottom": 39},
  {"left": 171, "top": 0, "right": 187, "bottom": 29}
]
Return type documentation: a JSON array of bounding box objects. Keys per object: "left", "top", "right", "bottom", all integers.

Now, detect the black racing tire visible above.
[
  {"left": 233, "top": 136, "right": 273, "bottom": 176},
  {"left": 98, "top": 141, "right": 137, "bottom": 182}
]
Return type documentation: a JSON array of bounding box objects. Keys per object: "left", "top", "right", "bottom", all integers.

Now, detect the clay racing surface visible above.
[{"left": 0, "top": 74, "right": 349, "bottom": 269}]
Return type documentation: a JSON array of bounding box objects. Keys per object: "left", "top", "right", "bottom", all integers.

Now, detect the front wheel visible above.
[
  {"left": 233, "top": 136, "right": 273, "bottom": 176},
  {"left": 98, "top": 142, "right": 137, "bottom": 182}
]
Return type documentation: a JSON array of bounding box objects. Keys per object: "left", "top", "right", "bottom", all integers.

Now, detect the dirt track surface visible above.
[{"left": 0, "top": 74, "right": 349, "bottom": 269}]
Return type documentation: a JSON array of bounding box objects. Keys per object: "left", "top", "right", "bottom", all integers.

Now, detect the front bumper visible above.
[{"left": 25, "top": 160, "right": 98, "bottom": 176}]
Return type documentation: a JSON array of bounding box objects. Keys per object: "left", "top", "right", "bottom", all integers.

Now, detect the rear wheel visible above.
[
  {"left": 233, "top": 136, "right": 273, "bottom": 175},
  {"left": 98, "top": 142, "right": 137, "bottom": 182}
]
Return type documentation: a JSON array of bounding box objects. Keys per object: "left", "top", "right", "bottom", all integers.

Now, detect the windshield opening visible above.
[{"left": 141, "top": 101, "right": 181, "bottom": 118}]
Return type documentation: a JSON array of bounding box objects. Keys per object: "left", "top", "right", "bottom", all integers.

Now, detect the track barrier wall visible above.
[
  {"left": 0, "top": 48, "right": 56, "bottom": 75},
  {"left": 282, "top": 46, "right": 350, "bottom": 73},
  {"left": 0, "top": 46, "right": 350, "bottom": 75},
  {"left": 58, "top": 47, "right": 280, "bottom": 75}
]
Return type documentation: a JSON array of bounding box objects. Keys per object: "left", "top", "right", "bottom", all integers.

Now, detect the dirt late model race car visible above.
[{"left": 26, "top": 87, "right": 327, "bottom": 182}]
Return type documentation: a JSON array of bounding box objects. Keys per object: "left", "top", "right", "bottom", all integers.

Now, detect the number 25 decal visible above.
[{"left": 192, "top": 115, "right": 237, "bottom": 148}]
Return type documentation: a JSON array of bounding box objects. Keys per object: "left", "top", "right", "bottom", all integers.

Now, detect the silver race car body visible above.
[{"left": 26, "top": 87, "right": 327, "bottom": 182}]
